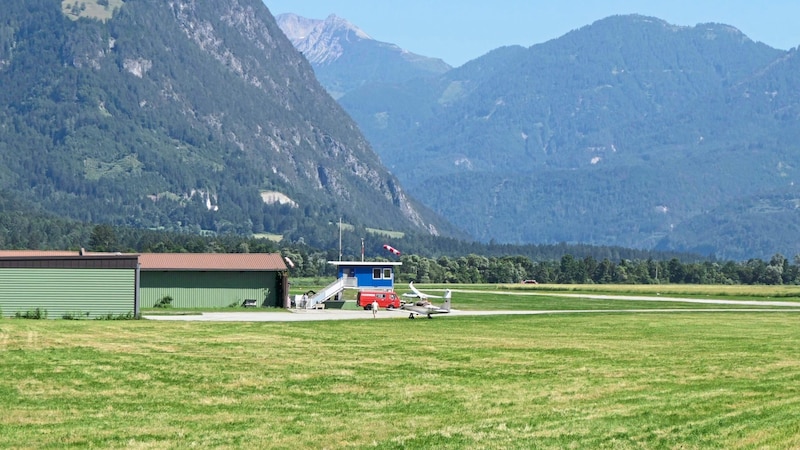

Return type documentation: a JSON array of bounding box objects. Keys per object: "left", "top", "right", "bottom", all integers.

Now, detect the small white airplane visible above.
[{"left": 400, "top": 282, "right": 452, "bottom": 319}]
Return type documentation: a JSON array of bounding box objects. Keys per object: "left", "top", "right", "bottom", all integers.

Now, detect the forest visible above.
[
  {"left": 3, "top": 4, "right": 800, "bottom": 280},
  {"left": 337, "top": 15, "right": 800, "bottom": 259},
  {"left": 0, "top": 0, "right": 454, "bottom": 248},
  {"left": 1, "top": 197, "right": 797, "bottom": 287}
]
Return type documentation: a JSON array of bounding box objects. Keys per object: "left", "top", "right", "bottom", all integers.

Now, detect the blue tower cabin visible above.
[
  {"left": 301, "top": 261, "right": 403, "bottom": 308},
  {"left": 329, "top": 261, "right": 402, "bottom": 290}
]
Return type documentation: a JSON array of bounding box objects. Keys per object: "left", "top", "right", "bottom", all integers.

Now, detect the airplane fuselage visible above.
[
  {"left": 400, "top": 304, "right": 449, "bottom": 319},
  {"left": 401, "top": 283, "right": 452, "bottom": 318}
]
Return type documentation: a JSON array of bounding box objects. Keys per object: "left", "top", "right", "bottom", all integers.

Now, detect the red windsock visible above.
[{"left": 383, "top": 244, "right": 401, "bottom": 256}]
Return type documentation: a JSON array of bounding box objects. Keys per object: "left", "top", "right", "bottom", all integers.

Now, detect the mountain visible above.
[
  {"left": 276, "top": 13, "right": 451, "bottom": 99},
  {"left": 0, "top": 0, "right": 460, "bottom": 244},
  {"left": 337, "top": 15, "right": 800, "bottom": 259},
  {"left": 653, "top": 46, "right": 800, "bottom": 259}
]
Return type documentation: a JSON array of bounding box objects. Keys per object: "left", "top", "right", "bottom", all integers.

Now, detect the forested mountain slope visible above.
[
  {"left": 0, "top": 0, "right": 458, "bottom": 243},
  {"left": 338, "top": 15, "right": 800, "bottom": 259}
]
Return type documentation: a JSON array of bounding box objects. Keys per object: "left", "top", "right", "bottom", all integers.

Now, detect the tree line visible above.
[
  {"left": 3, "top": 213, "right": 800, "bottom": 286},
  {"left": 279, "top": 242, "right": 799, "bottom": 286},
  {"left": 393, "top": 253, "right": 799, "bottom": 286},
  {"left": 78, "top": 224, "right": 800, "bottom": 285}
]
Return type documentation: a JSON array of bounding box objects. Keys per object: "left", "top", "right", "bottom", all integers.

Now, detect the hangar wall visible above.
[
  {"left": 0, "top": 257, "right": 138, "bottom": 319},
  {"left": 140, "top": 271, "right": 280, "bottom": 308}
]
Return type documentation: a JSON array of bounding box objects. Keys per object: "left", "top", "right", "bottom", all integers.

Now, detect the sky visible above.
[{"left": 263, "top": 1, "right": 800, "bottom": 67}]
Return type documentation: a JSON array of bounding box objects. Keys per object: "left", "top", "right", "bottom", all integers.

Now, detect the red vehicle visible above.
[{"left": 357, "top": 290, "right": 401, "bottom": 310}]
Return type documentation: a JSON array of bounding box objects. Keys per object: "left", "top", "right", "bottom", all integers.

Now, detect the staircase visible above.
[{"left": 308, "top": 277, "right": 356, "bottom": 307}]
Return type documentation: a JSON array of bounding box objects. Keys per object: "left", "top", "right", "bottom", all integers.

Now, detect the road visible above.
[{"left": 143, "top": 291, "right": 800, "bottom": 322}]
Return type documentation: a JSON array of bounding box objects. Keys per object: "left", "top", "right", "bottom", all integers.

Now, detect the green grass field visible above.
[
  {"left": 2, "top": 286, "right": 800, "bottom": 448},
  {"left": 61, "top": 0, "right": 123, "bottom": 22},
  {"left": 251, "top": 233, "right": 284, "bottom": 242},
  {"left": 496, "top": 283, "right": 800, "bottom": 299}
]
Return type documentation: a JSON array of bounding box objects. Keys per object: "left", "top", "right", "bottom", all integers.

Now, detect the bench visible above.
[{"left": 242, "top": 299, "right": 258, "bottom": 308}]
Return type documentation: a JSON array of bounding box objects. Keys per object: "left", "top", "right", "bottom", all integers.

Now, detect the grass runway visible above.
[{"left": 1, "top": 286, "right": 799, "bottom": 448}]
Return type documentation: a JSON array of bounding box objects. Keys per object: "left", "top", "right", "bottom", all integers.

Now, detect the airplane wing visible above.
[{"left": 408, "top": 282, "right": 442, "bottom": 299}]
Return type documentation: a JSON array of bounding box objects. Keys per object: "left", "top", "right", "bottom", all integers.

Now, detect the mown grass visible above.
[
  {"left": 292, "top": 280, "right": 800, "bottom": 300},
  {"left": 154, "top": 284, "right": 796, "bottom": 315},
  {"left": 1, "top": 312, "right": 799, "bottom": 448},
  {"left": 494, "top": 283, "right": 800, "bottom": 299},
  {"left": 439, "top": 291, "right": 794, "bottom": 311},
  {"left": 391, "top": 284, "right": 800, "bottom": 311}
]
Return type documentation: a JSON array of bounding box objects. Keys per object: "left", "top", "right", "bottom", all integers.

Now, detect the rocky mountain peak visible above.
[
  {"left": 276, "top": 13, "right": 372, "bottom": 65},
  {"left": 276, "top": 12, "right": 451, "bottom": 98}
]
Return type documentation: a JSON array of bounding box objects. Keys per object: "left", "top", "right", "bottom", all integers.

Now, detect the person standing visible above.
[{"left": 372, "top": 300, "right": 379, "bottom": 318}]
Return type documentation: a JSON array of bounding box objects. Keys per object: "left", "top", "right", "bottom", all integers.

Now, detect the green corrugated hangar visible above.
[
  {"left": 138, "top": 253, "right": 288, "bottom": 309},
  {"left": 0, "top": 252, "right": 140, "bottom": 319},
  {"left": 0, "top": 251, "right": 288, "bottom": 318}
]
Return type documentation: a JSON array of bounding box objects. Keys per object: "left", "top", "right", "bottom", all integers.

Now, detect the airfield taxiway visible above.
[{"left": 144, "top": 304, "right": 800, "bottom": 322}]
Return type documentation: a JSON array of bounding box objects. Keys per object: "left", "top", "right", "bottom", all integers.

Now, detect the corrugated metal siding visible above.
[
  {"left": 140, "top": 271, "right": 279, "bottom": 308},
  {"left": 0, "top": 268, "right": 136, "bottom": 319}
]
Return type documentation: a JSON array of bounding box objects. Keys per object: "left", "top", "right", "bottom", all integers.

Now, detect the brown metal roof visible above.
[
  {"left": 138, "top": 253, "right": 287, "bottom": 271},
  {"left": 0, "top": 251, "right": 139, "bottom": 269},
  {"left": 0, "top": 250, "right": 136, "bottom": 257},
  {"left": 0, "top": 250, "right": 81, "bottom": 257},
  {"left": 0, "top": 251, "right": 287, "bottom": 271}
]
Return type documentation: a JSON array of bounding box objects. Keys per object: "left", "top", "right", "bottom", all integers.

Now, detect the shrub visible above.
[
  {"left": 62, "top": 311, "right": 90, "bottom": 320},
  {"left": 153, "top": 295, "right": 173, "bottom": 308},
  {"left": 94, "top": 311, "right": 136, "bottom": 320},
  {"left": 15, "top": 308, "right": 47, "bottom": 319}
]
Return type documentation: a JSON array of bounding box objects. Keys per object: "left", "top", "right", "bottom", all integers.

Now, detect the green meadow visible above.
[
  {"left": 2, "top": 286, "right": 800, "bottom": 448},
  {"left": 463, "top": 282, "right": 800, "bottom": 299}
]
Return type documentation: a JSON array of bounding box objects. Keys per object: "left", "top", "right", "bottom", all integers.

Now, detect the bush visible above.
[
  {"left": 62, "top": 311, "right": 90, "bottom": 320},
  {"left": 153, "top": 295, "right": 173, "bottom": 308},
  {"left": 15, "top": 308, "right": 47, "bottom": 319},
  {"left": 94, "top": 311, "right": 136, "bottom": 320}
]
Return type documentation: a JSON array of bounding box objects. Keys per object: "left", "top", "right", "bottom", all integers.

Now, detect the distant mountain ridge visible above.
[
  {"left": 277, "top": 13, "right": 372, "bottom": 65},
  {"left": 335, "top": 14, "right": 800, "bottom": 259},
  {"left": 0, "top": 0, "right": 459, "bottom": 244},
  {"left": 276, "top": 13, "right": 451, "bottom": 98}
]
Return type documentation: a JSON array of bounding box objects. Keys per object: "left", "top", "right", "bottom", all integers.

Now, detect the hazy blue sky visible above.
[{"left": 264, "top": 1, "right": 800, "bottom": 67}]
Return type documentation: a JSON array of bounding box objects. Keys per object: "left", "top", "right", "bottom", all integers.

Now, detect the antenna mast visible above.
[{"left": 338, "top": 217, "right": 342, "bottom": 261}]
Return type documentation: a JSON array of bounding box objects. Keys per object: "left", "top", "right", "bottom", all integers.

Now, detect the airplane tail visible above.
[{"left": 441, "top": 290, "right": 452, "bottom": 311}]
